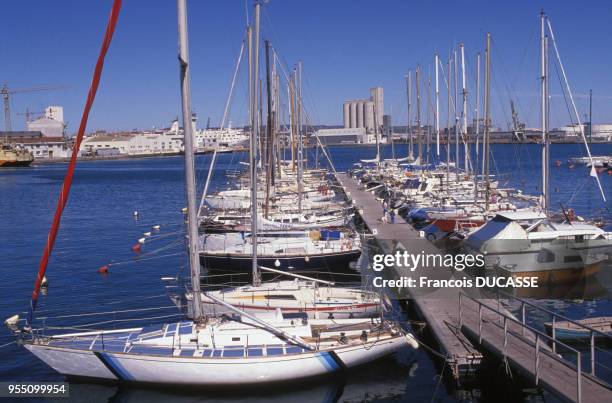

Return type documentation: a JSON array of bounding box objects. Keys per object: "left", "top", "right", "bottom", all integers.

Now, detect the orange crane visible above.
[{"left": 1, "top": 84, "right": 66, "bottom": 132}]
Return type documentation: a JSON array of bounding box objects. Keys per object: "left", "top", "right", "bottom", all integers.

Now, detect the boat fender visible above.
[
  {"left": 98, "top": 265, "right": 109, "bottom": 274},
  {"left": 404, "top": 333, "right": 419, "bottom": 349},
  {"left": 274, "top": 259, "right": 281, "bottom": 267},
  {"left": 138, "top": 237, "right": 146, "bottom": 244},
  {"left": 153, "top": 225, "right": 161, "bottom": 230},
  {"left": 304, "top": 256, "right": 310, "bottom": 262},
  {"left": 143, "top": 232, "right": 151, "bottom": 237},
  {"left": 181, "top": 207, "right": 188, "bottom": 213},
  {"left": 41, "top": 276, "right": 49, "bottom": 288},
  {"left": 4, "top": 314, "right": 19, "bottom": 327},
  {"left": 133, "top": 211, "right": 139, "bottom": 217}
]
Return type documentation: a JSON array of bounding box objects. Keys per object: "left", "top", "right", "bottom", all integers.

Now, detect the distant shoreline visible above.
[{"left": 24, "top": 140, "right": 611, "bottom": 165}]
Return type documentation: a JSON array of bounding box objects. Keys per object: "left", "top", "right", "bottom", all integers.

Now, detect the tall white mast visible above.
[
  {"left": 406, "top": 71, "right": 413, "bottom": 160},
  {"left": 454, "top": 48, "right": 459, "bottom": 176},
  {"left": 177, "top": 0, "right": 203, "bottom": 320},
  {"left": 297, "top": 61, "right": 304, "bottom": 213},
  {"left": 435, "top": 54, "right": 440, "bottom": 157},
  {"left": 249, "top": 1, "right": 261, "bottom": 286},
  {"left": 460, "top": 43, "right": 469, "bottom": 175},
  {"left": 475, "top": 52, "right": 480, "bottom": 202},
  {"left": 540, "top": 10, "right": 549, "bottom": 212},
  {"left": 446, "top": 56, "right": 451, "bottom": 183},
  {"left": 416, "top": 65, "right": 422, "bottom": 164},
  {"left": 484, "top": 33, "right": 491, "bottom": 211}
]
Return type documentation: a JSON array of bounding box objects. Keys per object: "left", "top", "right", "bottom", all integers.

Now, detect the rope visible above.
[
  {"left": 27, "top": 0, "right": 123, "bottom": 326},
  {"left": 35, "top": 305, "right": 179, "bottom": 321},
  {"left": 0, "top": 341, "right": 16, "bottom": 349}
]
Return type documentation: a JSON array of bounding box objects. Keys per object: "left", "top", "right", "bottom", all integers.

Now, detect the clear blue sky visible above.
[{"left": 2, "top": 0, "right": 612, "bottom": 133}]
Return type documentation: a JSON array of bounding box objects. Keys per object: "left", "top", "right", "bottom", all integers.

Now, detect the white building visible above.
[
  {"left": 310, "top": 127, "right": 368, "bottom": 145},
  {"left": 27, "top": 106, "right": 65, "bottom": 137},
  {"left": 342, "top": 88, "right": 383, "bottom": 134},
  {"left": 81, "top": 132, "right": 184, "bottom": 156}
]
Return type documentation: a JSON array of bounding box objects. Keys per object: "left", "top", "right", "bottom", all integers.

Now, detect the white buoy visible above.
[
  {"left": 5, "top": 314, "right": 19, "bottom": 327},
  {"left": 153, "top": 225, "right": 161, "bottom": 230},
  {"left": 404, "top": 333, "right": 419, "bottom": 349},
  {"left": 133, "top": 211, "right": 139, "bottom": 217},
  {"left": 41, "top": 276, "right": 49, "bottom": 288},
  {"left": 138, "top": 237, "right": 146, "bottom": 244},
  {"left": 274, "top": 259, "right": 281, "bottom": 267},
  {"left": 143, "top": 232, "right": 151, "bottom": 237}
]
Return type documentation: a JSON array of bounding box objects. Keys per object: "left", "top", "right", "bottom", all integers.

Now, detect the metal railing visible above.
[
  {"left": 459, "top": 291, "right": 583, "bottom": 403},
  {"left": 496, "top": 289, "right": 612, "bottom": 378}
]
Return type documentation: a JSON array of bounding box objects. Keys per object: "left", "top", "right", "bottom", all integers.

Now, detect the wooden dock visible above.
[
  {"left": 336, "top": 172, "right": 612, "bottom": 401},
  {"left": 336, "top": 172, "right": 482, "bottom": 381}
]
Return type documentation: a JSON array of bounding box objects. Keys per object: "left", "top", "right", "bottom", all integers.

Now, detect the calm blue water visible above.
[{"left": 0, "top": 143, "right": 610, "bottom": 402}]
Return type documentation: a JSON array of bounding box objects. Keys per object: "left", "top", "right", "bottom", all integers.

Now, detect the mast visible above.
[
  {"left": 589, "top": 89, "right": 592, "bottom": 144},
  {"left": 474, "top": 52, "right": 480, "bottom": 202},
  {"left": 435, "top": 54, "right": 440, "bottom": 157},
  {"left": 406, "top": 71, "right": 413, "bottom": 160},
  {"left": 254, "top": 3, "right": 261, "bottom": 168},
  {"left": 297, "top": 61, "right": 304, "bottom": 214},
  {"left": 416, "top": 65, "right": 422, "bottom": 164},
  {"left": 426, "top": 70, "right": 431, "bottom": 165},
  {"left": 454, "top": 48, "right": 459, "bottom": 176},
  {"left": 446, "top": 56, "right": 451, "bottom": 184},
  {"left": 249, "top": 2, "right": 261, "bottom": 287},
  {"left": 460, "top": 43, "right": 469, "bottom": 175},
  {"left": 289, "top": 77, "right": 296, "bottom": 173},
  {"left": 264, "top": 40, "right": 274, "bottom": 219},
  {"left": 540, "top": 10, "right": 549, "bottom": 212},
  {"left": 484, "top": 33, "right": 491, "bottom": 211},
  {"left": 177, "top": 0, "right": 203, "bottom": 320}
]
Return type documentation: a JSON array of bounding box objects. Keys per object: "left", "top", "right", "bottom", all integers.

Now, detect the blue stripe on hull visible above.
[{"left": 95, "top": 352, "right": 133, "bottom": 381}]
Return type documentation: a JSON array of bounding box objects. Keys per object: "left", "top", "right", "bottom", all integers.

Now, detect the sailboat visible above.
[
  {"left": 464, "top": 13, "right": 611, "bottom": 281},
  {"left": 17, "top": 0, "right": 417, "bottom": 386}
]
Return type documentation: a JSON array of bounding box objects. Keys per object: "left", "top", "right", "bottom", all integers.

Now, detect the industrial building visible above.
[
  {"left": 310, "top": 127, "right": 368, "bottom": 146},
  {"left": 26, "top": 106, "right": 66, "bottom": 137},
  {"left": 343, "top": 87, "right": 384, "bottom": 134}
]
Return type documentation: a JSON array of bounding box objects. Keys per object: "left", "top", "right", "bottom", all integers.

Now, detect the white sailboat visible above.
[{"left": 19, "top": 0, "right": 417, "bottom": 386}]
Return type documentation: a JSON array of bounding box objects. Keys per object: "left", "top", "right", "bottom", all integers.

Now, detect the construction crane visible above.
[
  {"left": 16, "top": 108, "right": 45, "bottom": 126},
  {"left": 1, "top": 84, "right": 66, "bottom": 132}
]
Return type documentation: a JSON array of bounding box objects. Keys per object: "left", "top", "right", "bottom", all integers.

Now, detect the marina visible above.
[{"left": 1, "top": 1, "right": 612, "bottom": 402}]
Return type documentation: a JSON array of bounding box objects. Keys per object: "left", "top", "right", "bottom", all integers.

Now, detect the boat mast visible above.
[
  {"left": 540, "top": 10, "right": 550, "bottom": 212},
  {"left": 416, "top": 65, "right": 422, "bottom": 165},
  {"left": 297, "top": 61, "right": 304, "bottom": 214},
  {"left": 406, "top": 71, "right": 413, "bottom": 160},
  {"left": 177, "top": 0, "right": 203, "bottom": 320},
  {"left": 454, "top": 48, "right": 459, "bottom": 178},
  {"left": 426, "top": 69, "right": 431, "bottom": 165},
  {"left": 250, "top": 1, "right": 261, "bottom": 287},
  {"left": 435, "top": 54, "right": 440, "bottom": 157},
  {"left": 446, "top": 56, "right": 451, "bottom": 184},
  {"left": 474, "top": 52, "right": 480, "bottom": 202},
  {"left": 264, "top": 40, "right": 274, "bottom": 219},
  {"left": 484, "top": 33, "right": 491, "bottom": 211},
  {"left": 460, "top": 43, "right": 469, "bottom": 176}
]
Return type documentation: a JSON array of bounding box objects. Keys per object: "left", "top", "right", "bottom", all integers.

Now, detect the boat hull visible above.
[
  {"left": 200, "top": 250, "right": 361, "bottom": 272},
  {"left": 0, "top": 159, "right": 33, "bottom": 167},
  {"left": 24, "top": 336, "right": 407, "bottom": 386}
]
